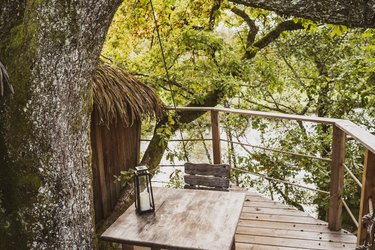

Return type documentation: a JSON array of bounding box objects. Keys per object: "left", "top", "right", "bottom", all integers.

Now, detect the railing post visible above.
[
  {"left": 328, "top": 125, "right": 346, "bottom": 231},
  {"left": 357, "top": 149, "right": 375, "bottom": 245},
  {"left": 211, "top": 110, "right": 221, "bottom": 164}
]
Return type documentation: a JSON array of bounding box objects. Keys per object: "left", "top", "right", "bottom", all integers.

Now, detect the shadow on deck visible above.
[{"left": 236, "top": 192, "right": 356, "bottom": 250}]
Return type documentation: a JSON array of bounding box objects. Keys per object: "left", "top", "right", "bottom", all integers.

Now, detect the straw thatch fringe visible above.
[{"left": 93, "top": 61, "right": 164, "bottom": 127}]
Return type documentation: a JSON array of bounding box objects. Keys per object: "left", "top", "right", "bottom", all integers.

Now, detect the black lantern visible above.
[{"left": 134, "top": 165, "right": 155, "bottom": 214}]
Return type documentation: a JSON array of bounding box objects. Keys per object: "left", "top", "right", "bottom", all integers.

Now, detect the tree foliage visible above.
[{"left": 103, "top": 0, "right": 375, "bottom": 231}]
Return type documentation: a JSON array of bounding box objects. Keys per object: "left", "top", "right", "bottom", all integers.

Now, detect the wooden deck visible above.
[{"left": 235, "top": 192, "right": 357, "bottom": 250}]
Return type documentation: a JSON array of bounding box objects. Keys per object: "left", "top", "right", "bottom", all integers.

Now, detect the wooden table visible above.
[{"left": 101, "top": 187, "right": 245, "bottom": 250}]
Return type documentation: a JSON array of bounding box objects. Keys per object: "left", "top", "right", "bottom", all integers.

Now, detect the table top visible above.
[{"left": 101, "top": 187, "right": 245, "bottom": 250}]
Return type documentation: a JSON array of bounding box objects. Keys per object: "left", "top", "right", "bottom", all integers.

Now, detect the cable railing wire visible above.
[
  {"left": 141, "top": 138, "right": 212, "bottom": 142},
  {"left": 342, "top": 198, "right": 359, "bottom": 228},
  {"left": 232, "top": 167, "right": 330, "bottom": 194},
  {"left": 343, "top": 163, "right": 362, "bottom": 188},
  {"left": 221, "top": 138, "right": 332, "bottom": 162}
]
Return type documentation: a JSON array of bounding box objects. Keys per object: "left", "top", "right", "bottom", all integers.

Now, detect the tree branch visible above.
[
  {"left": 208, "top": 0, "right": 222, "bottom": 30},
  {"left": 276, "top": 44, "right": 314, "bottom": 115},
  {"left": 228, "top": 0, "right": 375, "bottom": 28},
  {"left": 231, "top": 6, "right": 258, "bottom": 45},
  {"left": 243, "top": 20, "right": 303, "bottom": 59},
  {"left": 132, "top": 72, "right": 195, "bottom": 96}
]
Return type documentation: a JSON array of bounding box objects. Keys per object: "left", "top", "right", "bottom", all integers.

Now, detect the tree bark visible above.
[
  {"left": 141, "top": 90, "right": 223, "bottom": 170},
  {"left": 0, "top": 1, "right": 121, "bottom": 249},
  {"left": 230, "top": 0, "right": 375, "bottom": 28}
]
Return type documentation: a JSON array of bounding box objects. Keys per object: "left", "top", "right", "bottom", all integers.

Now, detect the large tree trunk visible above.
[
  {"left": 0, "top": 1, "right": 121, "bottom": 249},
  {"left": 230, "top": 0, "right": 375, "bottom": 28}
]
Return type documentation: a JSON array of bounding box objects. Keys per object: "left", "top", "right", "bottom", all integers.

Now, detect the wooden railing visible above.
[{"left": 163, "top": 106, "right": 375, "bottom": 247}]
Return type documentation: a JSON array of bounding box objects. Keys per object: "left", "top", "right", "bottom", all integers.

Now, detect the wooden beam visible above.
[
  {"left": 328, "top": 125, "right": 346, "bottom": 231},
  {"left": 211, "top": 110, "right": 221, "bottom": 164},
  {"left": 357, "top": 149, "right": 375, "bottom": 245}
]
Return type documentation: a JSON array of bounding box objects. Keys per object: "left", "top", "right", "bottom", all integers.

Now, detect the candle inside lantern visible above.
[{"left": 139, "top": 191, "right": 151, "bottom": 211}]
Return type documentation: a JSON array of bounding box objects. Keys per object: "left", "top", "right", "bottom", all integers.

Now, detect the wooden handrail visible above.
[
  {"left": 335, "top": 120, "right": 375, "bottom": 155},
  {"left": 168, "top": 106, "right": 338, "bottom": 124},
  {"left": 167, "top": 106, "right": 375, "bottom": 154}
]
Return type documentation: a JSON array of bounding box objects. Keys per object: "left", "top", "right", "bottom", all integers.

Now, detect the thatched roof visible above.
[{"left": 93, "top": 61, "right": 164, "bottom": 127}]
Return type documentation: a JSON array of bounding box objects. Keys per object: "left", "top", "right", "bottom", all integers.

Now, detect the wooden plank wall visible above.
[{"left": 91, "top": 110, "right": 140, "bottom": 225}]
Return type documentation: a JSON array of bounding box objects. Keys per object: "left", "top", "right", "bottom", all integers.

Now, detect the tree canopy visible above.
[{"left": 103, "top": 0, "right": 375, "bottom": 231}]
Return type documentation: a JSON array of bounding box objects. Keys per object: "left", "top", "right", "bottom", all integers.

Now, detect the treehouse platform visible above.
[
  {"left": 138, "top": 106, "right": 375, "bottom": 249},
  {"left": 235, "top": 191, "right": 356, "bottom": 250}
]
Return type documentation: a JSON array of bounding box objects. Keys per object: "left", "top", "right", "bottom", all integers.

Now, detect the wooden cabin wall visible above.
[{"left": 91, "top": 111, "right": 140, "bottom": 225}]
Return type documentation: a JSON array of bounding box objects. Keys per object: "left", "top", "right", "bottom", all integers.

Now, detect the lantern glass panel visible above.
[{"left": 134, "top": 166, "right": 155, "bottom": 214}]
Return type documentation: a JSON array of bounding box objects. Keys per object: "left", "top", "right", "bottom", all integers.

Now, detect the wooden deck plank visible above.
[
  {"left": 235, "top": 191, "right": 356, "bottom": 250},
  {"left": 236, "top": 242, "right": 301, "bottom": 250},
  {"left": 240, "top": 213, "right": 321, "bottom": 224},
  {"left": 243, "top": 201, "right": 293, "bottom": 208},
  {"left": 241, "top": 206, "right": 309, "bottom": 217},
  {"left": 238, "top": 220, "right": 347, "bottom": 233},
  {"left": 236, "top": 227, "right": 356, "bottom": 243},
  {"left": 235, "top": 234, "right": 356, "bottom": 249}
]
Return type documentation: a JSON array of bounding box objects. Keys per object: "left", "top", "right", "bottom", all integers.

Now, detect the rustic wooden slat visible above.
[
  {"left": 211, "top": 110, "right": 221, "bottom": 164},
  {"left": 184, "top": 162, "right": 230, "bottom": 177},
  {"left": 135, "top": 123, "right": 141, "bottom": 164},
  {"left": 95, "top": 121, "right": 109, "bottom": 218},
  {"left": 91, "top": 114, "right": 103, "bottom": 223},
  {"left": 236, "top": 226, "right": 356, "bottom": 244},
  {"left": 245, "top": 195, "right": 274, "bottom": 202},
  {"left": 240, "top": 213, "right": 320, "bottom": 224},
  {"left": 241, "top": 207, "right": 309, "bottom": 217},
  {"left": 328, "top": 125, "right": 346, "bottom": 231},
  {"left": 235, "top": 234, "right": 356, "bottom": 249},
  {"left": 101, "top": 126, "right": 112, "bottom": 210},
  {"left": 235, "top": 242, "right": 301, "bottom": 250},
  {"left": 357, "top": 149, "right": 375, "bottom": 245},
  {"left": 112, "top": 122, "right": 120, "bottom": 202},
  {"left": 184, "top": 185, "right": 228, "bottom": 192},
  {"left": 238, "top": 219, "right": 341, "bottom": 233},
  {"left": 243, "top": 201, "right": 291, "bottom": 208},
  {"left": 102, "top": 187, "right": 245, "bottom": 250},
  {"left": 184, "top": 175, "right": 229, "bottom": 188}
]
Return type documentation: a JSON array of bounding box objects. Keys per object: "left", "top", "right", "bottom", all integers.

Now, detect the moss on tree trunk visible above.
[{"left": 0, "top": 1, "right": 121, "bottom": 249}]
